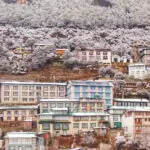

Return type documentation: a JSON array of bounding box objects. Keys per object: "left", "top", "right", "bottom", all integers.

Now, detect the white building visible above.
[
  {"left": 122, "top": 108, "right": 150, "bottom": 143},
  {"left": 4, "top": 132, "right": 37, "bottom": 150},
  {"left": 109, "top": 98, "right": 149, "bottom": 128},
  {"left": 128, "top": 63, "right": 147, "bottom": 79},
  {"left": 75, "top": 49, "right": 111, "bottom": 64}
]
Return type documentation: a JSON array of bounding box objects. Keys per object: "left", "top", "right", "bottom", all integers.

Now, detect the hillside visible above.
[{"left": 0, "top": 0, "right": 149, "bottom": 74}]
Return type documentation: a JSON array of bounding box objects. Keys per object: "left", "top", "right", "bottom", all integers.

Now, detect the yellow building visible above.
[
  {"left": 38, "top": 98, "right": 109, "bottom": 136},
  {"left": 0, "top": 81, "right": 66, "bottom": 105}
]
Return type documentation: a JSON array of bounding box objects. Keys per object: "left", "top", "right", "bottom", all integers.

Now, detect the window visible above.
[
  {"left": 90, "top": 123, "right": 96, "bottom": 128},
  {"left": 54, "top": 123, "right": 61, "bottom": 130},
  {"left": 73, "top": 117, "right": 80, "bottom": 121},
  {"left": 91, "top": 116, "right": 97, "bottom": 121},
  {"left": 97, "top": 109, "right": 102, "bottom": 112},
  {"left": 82, "top": 123, "right": 88, "bottom": 128},
  {"left": 106, "top": 94, "right": 110, "bottom": 99},
  {"left": 82, "top": 103, "right": 87, "bottom": 107},
  {"left": 43, "top": 103, "right": 48, "bottom": 108},
  {"left": 50, "top": 92, "right": 55, "bottom": 97},
  {"left": 90, "top": 103, "right": 95, "bottom": 107},
  {"left": 51, "top": 103, "right": 56, "bottom": 108},
  {"left": 73, "top": 123, "right": 79, "bottom": 128},
  {"left": 14, "top": 111, "right": 18, "bottom": 115},
  {"left": 29, "top": 98, "right": 34, "bottom": 102},
  {"left": 29, "top": 92, "right": 34, "bottom": 96},
  {"left": 82, "top": 117, "right": 89, "bottom": 121},
  {"left": 13, "top": 86, "right": 18, "bottom": 90},
  {"left": 9, "top": 146, "right": 15, "bottom": 150},
  {"left": 13, "top": 92, "right": 18, "bottom": 96},
  {"left": 22, "top": 86, "right": 28, "bottom": 90},
  {"left": 103, "top": 51, "right": 107, "bottom": 55},
  {"left": 59, "top": 93, "right": 65, "bottom": 97},
  {"left": 89, "top": 51, "right": 93, "bottom": 55},
  {"left": 97, "top": 103, "right": 102, "bottom": 107},
  {"left": 83, "top": 92, "right": 87, "bottom": 98},
  {"left": 7, "top": 117, "right": 11, "bottom": 121},
  {"left": 36, "top": 86, "right": 41, "bottom": 90},
  {"left": 57, "top": 103, "right": 63, "bottom": 108},
  {"left": 65, "top": 103, "right": 71, "bottom": 107},
  {"left": 7, "top": 111, "right": 11, "bottom": 115},
  {"left": 113, "top": 115, "right": 118, "bottom": 121},
  {"left": 22, "top": 92, "right": 27, "bottom": 96},
  {"left": 43, "top": 86, "right": 48, "bottom": 91},
  {"left": 42, "top": 123, "right": 50, "bottom": 130},
  {"left": 25, "top": 146, "right": 32, "bottom": 150},
  {"left": 50, "top": 86, "right": 55, "bottom": 91},
  {"left": 13, "top": 98, "right": 18, "bottom": 101},
  {"left": 75, "top": 86, "right": 80, "bottom": 92},
  {"left": 4, "top": 85, "right": 9, "bottom": 90},
  {"left": 62, "top": 123, "right": 69, "bottom": 130},
  {"left": 103, "top": 56, "right": 108, "bottom": 60},
  {"left": 73, "top": 103, "right": 79, "bottom": 108},
  {"left": 82, "top": 56, "right": 87, "bottom": 61},
  {"left": 4, "top": 98, "right": 9, "bottom": 101},
  {"left": 29, "top": 86, "right": 34, "bottom": 90},
  {"left": 22, "top": 110, "right": 26, "bottom": 115},
  {"left": 136, "top": 71, "right": 140, "bottom": 75},
  {"left": 4, "top": 91, "right": 9, "bottom": 96},
  {"left": 82, "top": 52, "right": 86, "bottom": 55},
  {"left": 90, "top": 109, "right": 95, "bottom": 112},
  {"left": 22, "top": 98, "right": 27, "bottom": 101},
  {"left": 43, "top": 92, "right": 48, "bottom": 97},
  {"left": 75, "top": 93, "right": 79, "bottom": 99},
  {"left": 96, "top": 51, "right": 100, "bottom": 55},
  {"left": 59, "top": 86, "right": 65, "bottom": 91}
]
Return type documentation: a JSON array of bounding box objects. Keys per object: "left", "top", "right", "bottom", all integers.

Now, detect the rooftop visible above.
[
  {"left": 0, "top": 105, "right": 38, "bottom": 110},
  {"left": 114, "top": 98, "right": 149, "bottom": 102},
  {"left": 4, "top": 132, "right": 36, "bottom": 138},
  {"left": 128, "top": 63, "right": 145, "bottom": 66},
  {"left": 0, "top": 81, "right": 66, "bottom": 85},
  {"left": 40, "top": 99, "right": 77, "bottom": 102},
  {"left": 72, "top": 112, "right": 109, "bottom": 116},
  {"left": 109, "top": 106, "right": 149, "bottom": 110}
]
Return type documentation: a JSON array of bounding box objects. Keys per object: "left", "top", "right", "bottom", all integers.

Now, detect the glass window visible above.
[
  {"left": 22, "top": 92, "right": 27, "bottom": 96},
  {"left": 82, "top": 103, "right": 87, "bottom": 107},
  {"left": 22, "top": 86, "right": 28, "bottom": 90},
  {"left": 73, "top": 103, "right": 79, "bottom": 108},
  {"left": 29, "top": 86, "right": 34, "bottom": 90},
  {"left": 90, "top": 103, "right": 95, "bottom": 107},
  {"left": 97, "top": 102, "right": 102, "bottom": 107},
  {"left": 29, "top": 92, "right": 34, "bottom": 96},
  {"left": 22, "top": 110, "right": 26, "bottom": 115},
  {"left": 54, "top": 123, "right": 61, "bottom": 130},
  {"left": 4, "top": 91, "right": 9, "bottom": 96},
  {"left": 13, "top": 98, "right": 18, "bottom": 101},
  {"left": 14, "top": 111, "right": 18, "bottom": 115},
  {"left": 65, "top": 103, "right": 71, "bottom": 107},
  {"left": 73, "top": 123, "right": 79, "bottom": 128},
  {"left": 22, "top": 98, "right": 27, "bottom": 101},
  {"left": 4, "top": 98, "right": 9, "bottom": 101},
  {"left": 42, "top": 123, "right": 50, "bottom": 130},
  {"left": 29, "top": 98, "right": 34, "bottom": 102},
  {"left": 59, "top": 86, "right": 65, "bottom": 91},
  {"left": 36, "top": 86, "right": 41, "bottom": 90},
  {"left": 13, "top": 86, "right": 18, "bottom": 90},
  {"left": 91, "top": 116, "right": 97, "bottom": 121},
  {"left": 113, "top": 115, "right": 118, "bottom": 121},
  {"left": 106, "top": 94, "right": 110, "bottom": 99},
  {"left": 103, "top": 51, "right": 107, "bottom": 55},
  {"left": 51, "top": 103, "right": 56, "bottom": 108},
  {"left": 4, "top": 85, "right": 9, "bottom": 90},
  {"left": 62, "top": 123, "right": 69, "bottom": 130},
  {"left": 43, "top": 92, "right": 48, "bottom": 97},
  {"left": 43, "top": 86, "right": 48, "bottom": 91},
  {"left": 89, "top": 51, "right": 93, "bottom": 55},
  {"left": 50, "top": 92, "right": 55, "bottom": 97},
  {"left": 103, "top": 56, "right": 108, "bottom": 60},
  {"left": 82, "top": 117, "right": 89, "bottom": 121},
  {"left": 82, "top": 52, "right": 86, "bottom": 55},
  {"left": 75, "top": 86, "right": 80, "bottom": 92},
  {"left": 90, "top": 123, "right": 96, "bottom": 128},
  {"left": 7, "top": 117, "right": 11, "bottom": 120},
  {"left": 43, "top": 103, "right": 48, "bottom": 108},
  {"left": 57, "top": 103, "right": 63, "bottom": 108},
  {"left": 75, "top": 93, "right": 79, "bottom": 99},
  {"left": 73, "top": 117, "right": 80, "bottom": 121},
  {"left": 7, "top": 111, "right": 11, "bottom": 115},
  {"left": 50, "top": 86, "right": 55, "bottom": 91},
  {"left": 13, "top": 92, "right": 18, "bottom": 96},
  {"left": 82, "top": 123, "right": 88, "bottom": 128},
  {"left": 59, "top": 93, "right": 65, "bottom": 97}
]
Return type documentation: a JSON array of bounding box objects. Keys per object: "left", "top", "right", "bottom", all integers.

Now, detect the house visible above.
[
  {"left": 109, "top": 98, "right": 149, "bottom": 128},
  {"left": 75, "top": 49, "right": 111, "bottom": 64},
  {"left": 0, "top": 105, "right": 38, "bottom": 130},
  {"left": 140, "top": 47, "right": 150, "bottom": 65},
  {"left": 0, "top": 81, "right": 66, "bottom": 104},
  {"left": 122, "top": 108, "right": 150, "bottom": 142},
  {"left": 4, "top": 132, "right": 37, "bottom": 150},
  {"left": 128, "top": 63, "right": 147, "bottom": 79},
  {"left": 38, "top": 98, "right": 109, "bottom": 136},
  {"left": 112, "top": 55, "right": 133, "bottom": 63},
  {"left": 67, "top": 80, "right": 113, "bottom": 107},
  {"left": 56, "top": 49, "right": 68, "bottom": 57}
]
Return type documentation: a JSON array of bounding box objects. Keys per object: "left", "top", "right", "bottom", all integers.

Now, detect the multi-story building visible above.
[
  {"left": 140, "top": 47, "right": 150, "bottom": 65},
  {"left": 122, "top": 108, "right": 150, "bottom": 143},
  {"left": 75, "top": 49, "right": 111, "bottom": 64},
  {"left": 67, "top": 80, "right": 113, "bottom": 107},
  {"left": 128, "top": 63, "right": 147, "bottom": 79},
  {"left": 38, "top": 98, "right": 109, "bottom": 136},
  {"left": 4, "top": 132, "right": 37, "bottom": 150},
  {"left": 0, "top": 81, "right": 66, "bottom": 104},
  {"left": 109, "top": 98, "right": 149, "bottom": 129}
]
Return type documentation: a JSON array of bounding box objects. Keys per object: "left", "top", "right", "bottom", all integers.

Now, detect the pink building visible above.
[{"left": 75, "top": 49, "right": 111, "bottom": 64}]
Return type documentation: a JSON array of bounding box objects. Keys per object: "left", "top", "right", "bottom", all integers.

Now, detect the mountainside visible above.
[{"left": 0, "top": 0, "right": 149, "bottom": 75}]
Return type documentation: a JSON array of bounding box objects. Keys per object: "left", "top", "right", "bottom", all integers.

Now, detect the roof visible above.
[
  {"left": 114, "top": 98, "right": 149, "bottom": 102},
  {"left": 40, "top": 99, "right": 77, "bottom": 102},
  {"left": 68, "top": 80, "right": 113, "bottom": 87},
  {"left": 128, "top": 63, "right": 145, "bottom": 67},
  {"left": 109, "top": 106, "right": 149, "bottom": 110},
  {"left": 72, "top": 112, "right": 109, "bottom": 116},
  {"left": 0, "top": 81, "right": 66, "bottom": 86},
  {"left": 0, "top": 105, "right": 38, "bottom": 110},
  {"left": 52, "top": 108, "right": 68, "bottom": 110},
  {"left": 4, "top": 132, "right": 36, "bottom": 138},
  {"left": 126, "top": 107, "right": 150, "bottom": 112}
]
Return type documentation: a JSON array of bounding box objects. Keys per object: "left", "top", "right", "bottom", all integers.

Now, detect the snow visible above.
[
  {"left": 114, "top": 98, "right": 149, "bottom": 102},
  {"left": 4, "top": 132, "right": 36, "bottom": 138}
]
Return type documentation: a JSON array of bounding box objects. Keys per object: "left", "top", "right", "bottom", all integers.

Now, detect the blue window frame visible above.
[
  {"left": 74, "top": 86, "right": 80, "bottom": 92},
  {"left": 98, "top": 87, "right": 103, "bottom": 92},
  {"left": 75, "top": 93, "right": 80, "bottom": 99},
  {"left": 106, "top": 99, "right": 111, "bottom": 105},
  {"left": 91, "top": 86, "right": 96, "bottom": 90},
  {"left": 83, "top": 92, "right": 87, "bottom": 98},
  {"left": 83, "top": 86, "right": 88, "bottom": 92},
  {"left": 106, "top": 93, "right": 110, "bottom": 99},
  {"left": 105, "top": 87, "right": 110, "bottom": 93},
  {"left": 91, "top": 92, "right": 96, "bottom": 98}
]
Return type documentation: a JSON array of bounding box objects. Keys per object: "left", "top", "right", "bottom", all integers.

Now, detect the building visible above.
[
  {"left": 38, "top": 98, "right": 109, "bottom": 136},
  {"left": 75, "top": 49, "right": 111, "bottom": 64},
  {"left": 128, "top": 63, "right": 147, "bottom": 79},
  {"left": 56, "top": 49, "right": 68, "bottom": 57},
  {"left": 4, "top": 132, "right": 37, "bottom": 150},
  {"left": 122, "top": 108, "right": 150, "bottom": 143},
  {"left": 109, "top": 98, "right": 149, "bottom": 128},
  {"left": 112, "top": 55, "right": 133, "bottom": 63},
  {"left": 0, "top": 81, "right": 66, "bottom": 104},
  {"left": 0, "top": 105, "right": 38, "bottom": 130},
  {"left": 67, "top": 80, "right": 113, "bottom": 107},
  {"left": 140, "top": 47, "right": 150, "bottom": 65}
]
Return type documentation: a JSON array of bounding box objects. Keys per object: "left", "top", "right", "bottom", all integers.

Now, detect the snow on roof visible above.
[
  {"left": 128, "top": 63, "right": 145, "bottom": 66},
  {"left": 127, "top": 107, "right": 150, "bottom": 112},
  {"left": 0, "top": 105, "right": 38, "bottom": 110},
  {"left": 72, "top": 112, "right": 109, "bottom": 116},
  {"left": 0, "top": 81, "right": 66, "bottom": 85},
  {"left": 109, "top": 106, "right": 149, "bottom": 110},
  {"left": 40, "top": 99, "right": 77, "bottom": 102},
  {"left": 4, "top": 132, "right": 36, "bottom": 138},
  {"left": 114, "top": 98, "right": 149, "bottom": 102}
]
